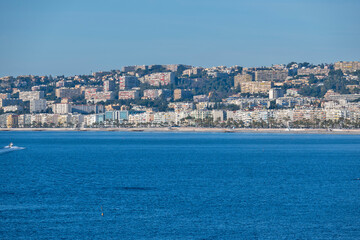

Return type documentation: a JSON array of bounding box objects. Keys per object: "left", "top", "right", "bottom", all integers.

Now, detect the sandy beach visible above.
[{"left": 1, "top": 127, "right": 360, "bottom": 134}]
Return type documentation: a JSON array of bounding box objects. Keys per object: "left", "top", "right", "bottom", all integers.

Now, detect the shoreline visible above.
[{"left": 1, "top": 127, "right": 360, "bottom": 134}]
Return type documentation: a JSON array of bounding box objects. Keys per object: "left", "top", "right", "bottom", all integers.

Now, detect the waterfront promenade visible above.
[{"left": 1, "top": 127, "right": 360, "bottom": 134}]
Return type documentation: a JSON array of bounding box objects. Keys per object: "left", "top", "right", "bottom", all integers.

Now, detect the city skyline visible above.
[
  {"left": 0, "top": 0, "right": 359, "bottom": 77},
  {"left": 1, "top": 2, "right": 359, "bottom": 239},
  {"left": 0, "top": 61, "right": 355, "bottom": 78}
]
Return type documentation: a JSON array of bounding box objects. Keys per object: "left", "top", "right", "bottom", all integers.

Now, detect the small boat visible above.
[{"left": 1, "top": 143, "right": 25, "bottom": 153}]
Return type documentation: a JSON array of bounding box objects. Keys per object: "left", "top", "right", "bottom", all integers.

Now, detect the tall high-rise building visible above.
[
  {"left": 269, "top": 88, "right": 284, "bottom": 99},
  {"left": 103, "top": 80, "right": 116, "bottom": 91},
  {"left": 119, "top": 76, "right": 140, "bottom": 90}
]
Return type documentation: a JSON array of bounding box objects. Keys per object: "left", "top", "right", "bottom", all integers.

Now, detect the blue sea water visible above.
[{"left": 0, "top": 132, "right": 360, "bottom": 239}]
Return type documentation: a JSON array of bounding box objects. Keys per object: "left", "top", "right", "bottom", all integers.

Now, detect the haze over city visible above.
[{"left": 0, "top": 0, "right": 359, "bottom": 77}]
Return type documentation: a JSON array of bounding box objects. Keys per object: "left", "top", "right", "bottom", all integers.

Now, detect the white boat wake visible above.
[{"left": 0, "top": 145, "right": 25, "bottom": 154}]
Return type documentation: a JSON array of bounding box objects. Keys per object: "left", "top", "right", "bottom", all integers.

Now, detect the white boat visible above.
[{"left": 0, "top": 143, "right": 25, "bottom": 153}]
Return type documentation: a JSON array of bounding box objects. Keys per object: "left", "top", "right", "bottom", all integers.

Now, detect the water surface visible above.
[{"left": 1, "top": 132, "right": 359, "bottom": 239}]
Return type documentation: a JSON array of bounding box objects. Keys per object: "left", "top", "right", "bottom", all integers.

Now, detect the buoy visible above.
[{"left": 101, "top": 206, "right": 104, "bottom": 216}]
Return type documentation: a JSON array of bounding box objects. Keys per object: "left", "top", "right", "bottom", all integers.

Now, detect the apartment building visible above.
[
  {"left": 143, "top": 89, "right": 170, "bottom": 99},
  {"left": 55, "top": 88, "right": 81, "bottom": 99},
  {"left": 119, "top": 76, "right": 140, "bottom": 90},
  {"left": 85, "top": 91, "right": 116, "bottom": 103},
  {"left": 240, "top": 81, "right": 274, "bottom": 94},
  {"left": 234, "top": 73, "right": 253, "bottom": 88},
  {"left": 103, "top": 80, "right": 116, "bottom": 91},
  {"left": 30, "top": 99, "right": 47, "bottom": 113},
  {"left": 143, "top": 72, "right": 175, "bottom": 86},
  {"left": 174, "top": 89, "right": 192, "bottom": 100},
  {"left": 118, "top": 90, "right": 140, "bottom": 100},
  {"left": 269, "top": 88, "right": 284, "bottom": 99},
  {"left": 72, "top": 104, "right": 104, "bottom": 114},
  {"left": 182, "top": 67, "right": 203, "bottom": 76},
  {"left": 19, "top": 91, "right": 44, "bottom": 101},
  {"left": 334, "top": 61, "right": 360, "bottom": 72},
  {"left": 297, "top": 67, "right": 330, "bottom": 75},
  {"left": 3, "top": 105, "right": 22, "bottom": 112},
  {"left": 168, "top": 102, "right": 194, "bottom": 112},
  {"left": 52, "top": 103, "right": 72, "bottom": 114},
  {"left": 255, "top": 69, "right": 288, "bottom": 81},
  {"left": 193, "top": 94, "right": 209, "bottom": 102}
]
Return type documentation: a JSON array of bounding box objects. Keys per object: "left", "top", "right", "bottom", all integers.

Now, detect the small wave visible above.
[
  {"left": 0, "top": 204, "right": 45, "bottom": 211},
  {"left": 0, "top": 204, "right": 70, "bottom": 212},
  {"left": 0, "top": 149, "right": 12, "bottom": 155},
  {"left": 120, "top": 187, "right": 155, "bottom": 191},
  {"left": 0, "top": 191, "right": 15, "bottom": 196},
  {"left": 0, "top": 147, "right": 25, "bottom": 154}
]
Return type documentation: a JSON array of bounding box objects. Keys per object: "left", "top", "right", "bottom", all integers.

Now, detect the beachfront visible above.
[{"left": 1, "top": 127, "right": 360, "bottom": 134}]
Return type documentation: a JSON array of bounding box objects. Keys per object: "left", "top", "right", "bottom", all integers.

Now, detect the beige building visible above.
[
  {"left": 334, "top": 61, "right": 360, "bottom": 72},
  {"left": 182, "top": 67, "right": 203, "bottom": 76},
  {"left": 234, "top": 73, "right": 253, "bottom": 88},
  {"left": 255, "top": 69, "right": 288, "bottom": 81},
  {"left": 118, "top": 90, "right": 140, "bottom": 100},
  {"left": 19, "top": 91, "right": 44, "bottom": 101},
  {"left": 174, "top": 89, "right": 192, "bottom": 100},
  {"left": 85, "top": 91, "right": 115, "bottom": 103},
  {"left": 7, "top": 114, "right": 18, "bottom": 128},
  {"left": 55, "top": 88, "right": 81, "bottom": 99},
  {"left": 240, "top": 81, "right": 274, "bottom": 94},
  {"left": 142, "top": 72, "right": 175, "bottom": 86},
  {"left": 143, "top": 89, "right": 170, "bottom": 99},
  {"left": 297, "top": 67, "right": 330, "bottom": 75}
]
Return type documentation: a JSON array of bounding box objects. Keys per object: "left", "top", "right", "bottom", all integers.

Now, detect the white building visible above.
[
  {"left": 142, "top": 72, "right": 175, "bottom": 86},
  {"left": 84, "top": 114, "right": 96, "bottom": 127},
  {"left": 19, "top": 91, "right": 44, "bottom": 101},
  {"left": 3, "top": 105, "right": 23, "bottom": 112},
  {"left": 52, "top": 103, "right": 72, "bottom": 114},
  {"left": 30, "top": 99, "right": 47, "bottom": 113},
  {"left": 212, "top": 110, "right": 225, "bottom": 122},
  {"left": 269, "top": 88, "right": 284, "bottom": 100}
]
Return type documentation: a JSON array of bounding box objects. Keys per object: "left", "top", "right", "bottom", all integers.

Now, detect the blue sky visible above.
[{"left": 0, "top": 0, "right": 359, "bottom": 77}]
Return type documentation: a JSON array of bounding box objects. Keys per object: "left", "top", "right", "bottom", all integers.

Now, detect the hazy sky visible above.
[{"left": 0, "top": 0, "right": 359, "bottom": 77}]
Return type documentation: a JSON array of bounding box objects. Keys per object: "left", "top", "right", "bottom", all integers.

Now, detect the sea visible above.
[{"left": 0, "top": 131, "right": 359, "bottom": 239}]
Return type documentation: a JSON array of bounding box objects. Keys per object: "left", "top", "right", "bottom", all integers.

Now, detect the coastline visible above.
[{"left": 1, "top": 127, "right": 360, "bottom": 134}]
